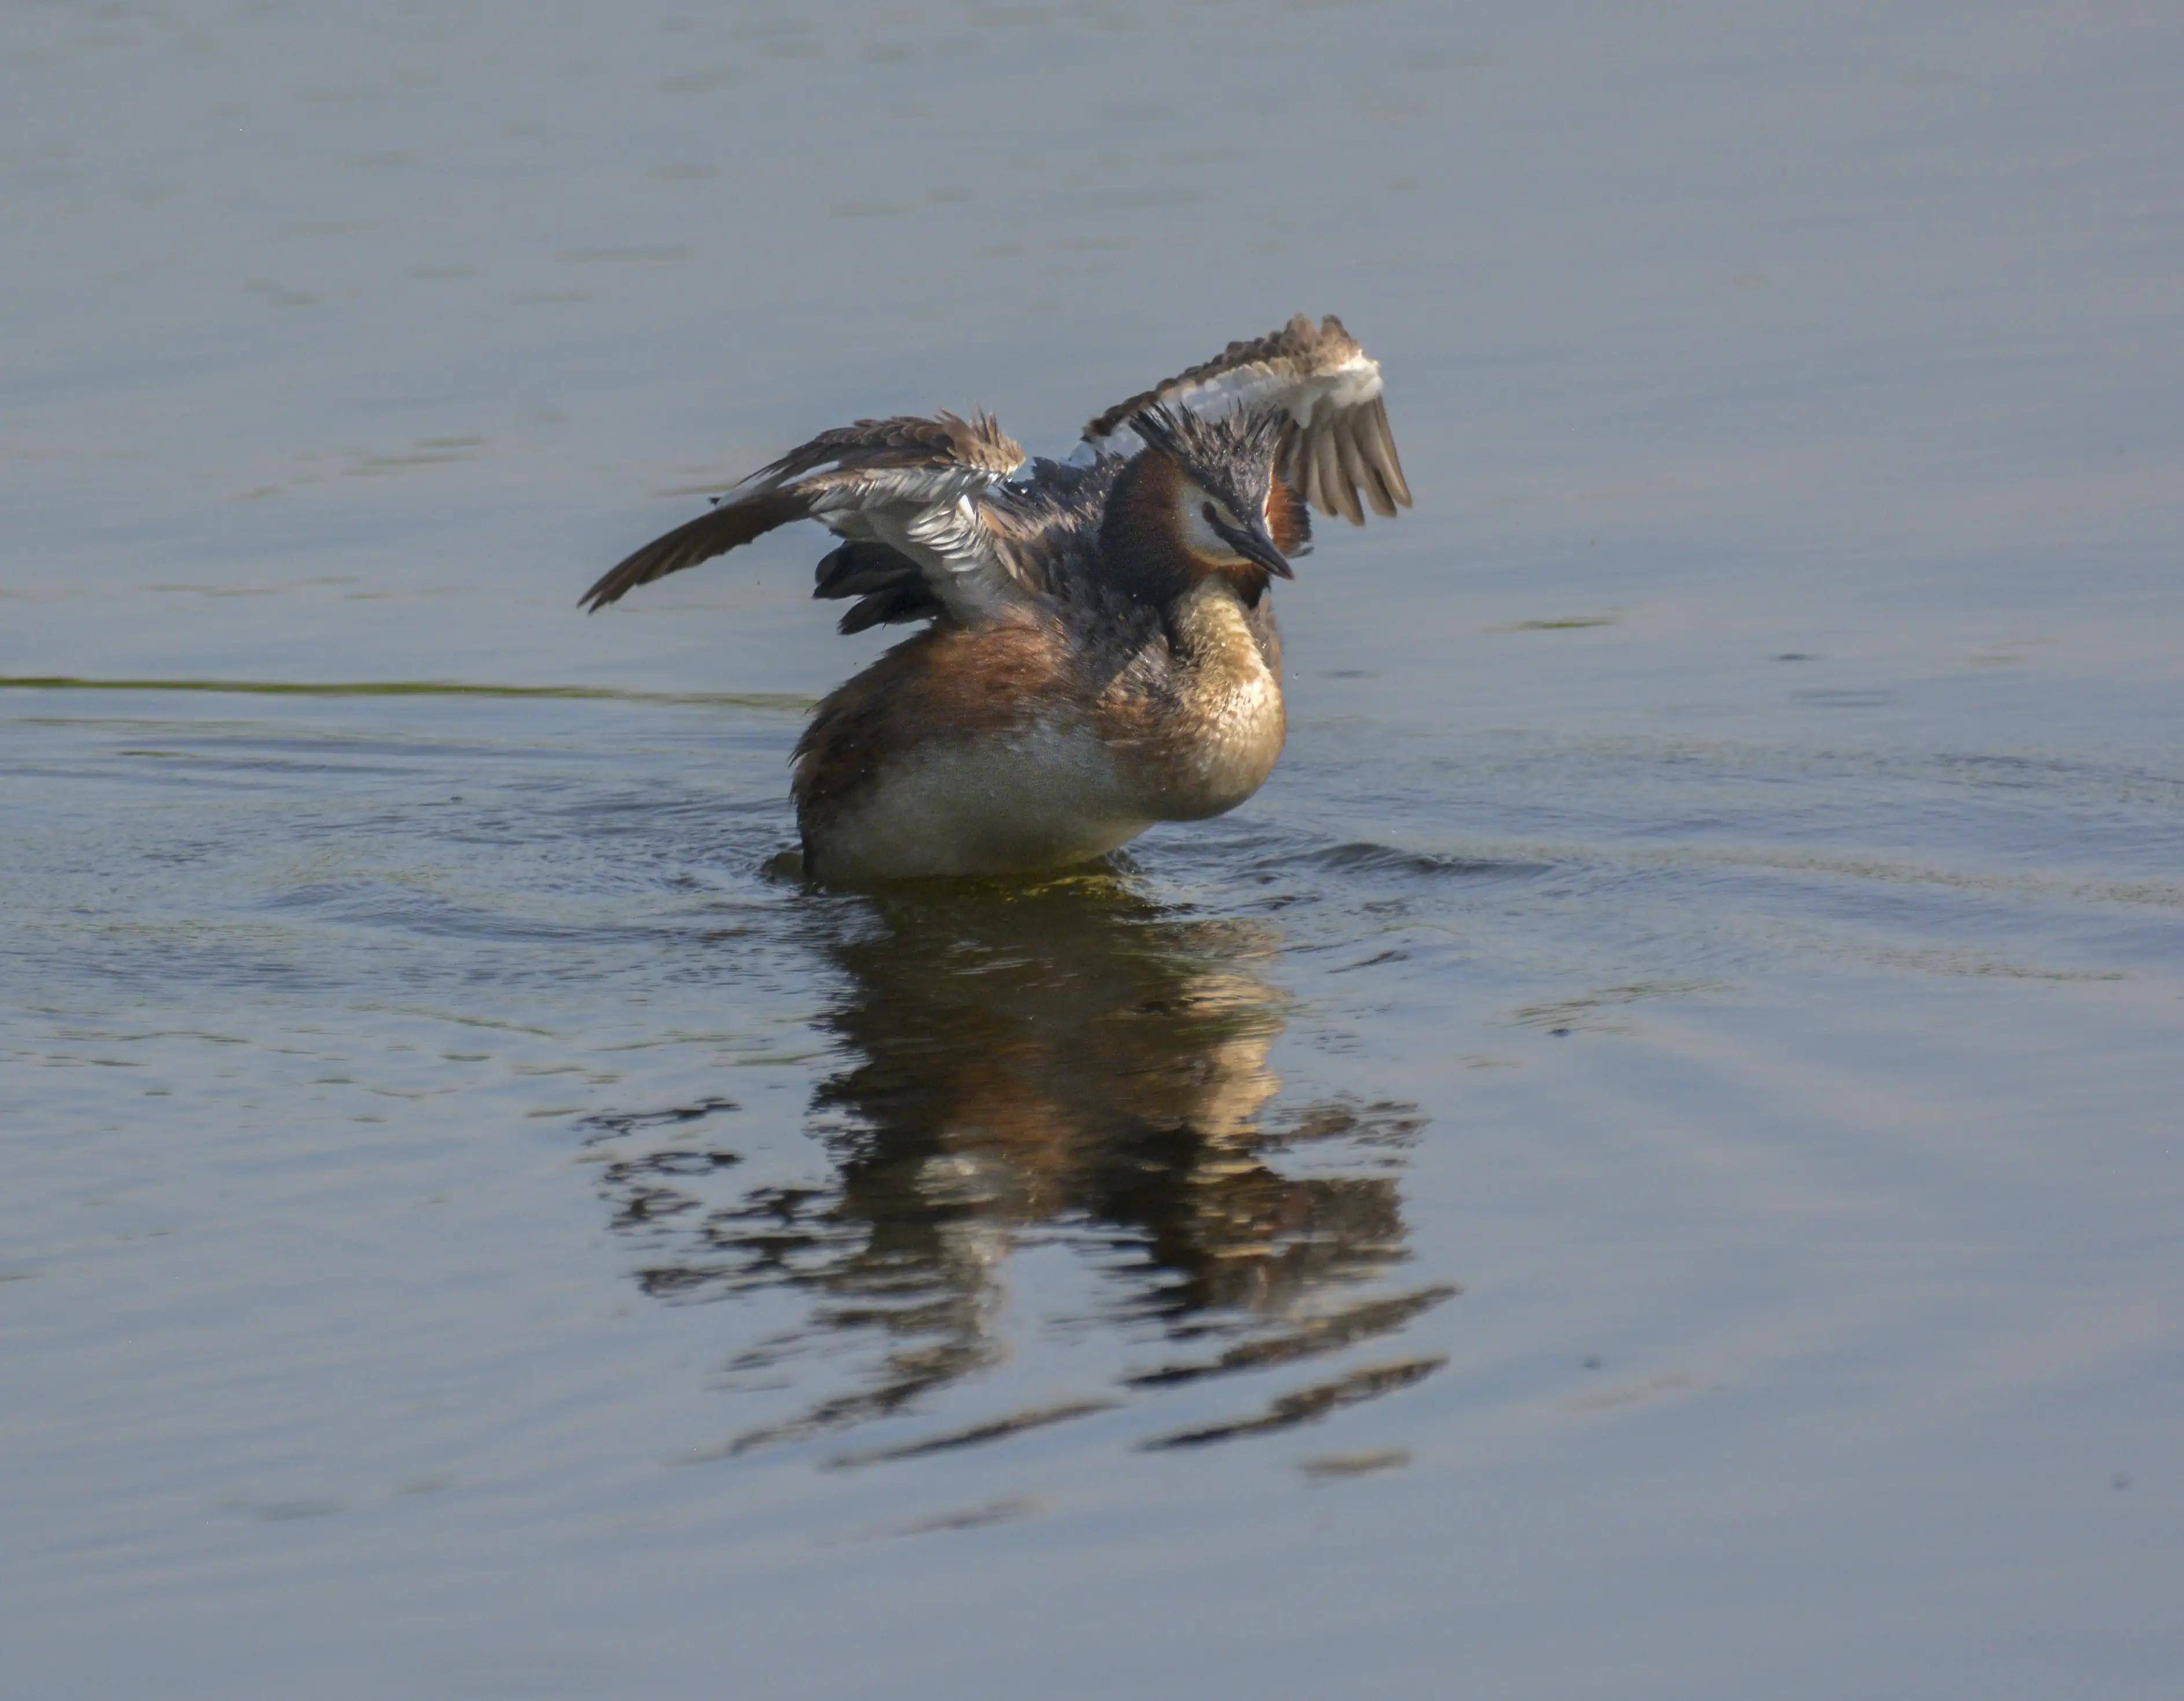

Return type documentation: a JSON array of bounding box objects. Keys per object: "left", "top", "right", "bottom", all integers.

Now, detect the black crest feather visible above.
[{"left": 1128, "top": 403, "right": 1286, "bottom": 477}]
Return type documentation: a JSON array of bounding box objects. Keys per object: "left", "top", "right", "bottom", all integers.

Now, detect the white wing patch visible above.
[
  {"left": 807, "top": 469, "right": 1025, "bottom": 622},
  {"left": 1079, "top": 348, "right": 1383, "bottom": 461}
]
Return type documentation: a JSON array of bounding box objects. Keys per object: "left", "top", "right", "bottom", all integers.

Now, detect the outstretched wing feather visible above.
[
  {"left": 1081, "top": 313, "right": 1411, "bottom": 528},
  {"left": 580, "top": 412, "right": 1030, "bottom": 624},
  {"left": 1362, "top": 398, "right": 1411, "bottom": 506},
  {"left": 578, "top": 491, "right": 803, "bottom": 613}
]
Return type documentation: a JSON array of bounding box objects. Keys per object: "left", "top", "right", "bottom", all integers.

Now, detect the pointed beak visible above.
[{"left": 1209, "top": 513, "right": 1294, "bottom": 581}]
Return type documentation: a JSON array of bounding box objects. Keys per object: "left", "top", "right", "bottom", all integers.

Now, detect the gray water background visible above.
[{"left": 4, "top": 2, "right": 2182, "bottom": 1696}]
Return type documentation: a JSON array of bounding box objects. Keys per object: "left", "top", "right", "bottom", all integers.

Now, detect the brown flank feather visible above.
[{"left": 792, "top": 616, "right": 1072, "bottom": 825}]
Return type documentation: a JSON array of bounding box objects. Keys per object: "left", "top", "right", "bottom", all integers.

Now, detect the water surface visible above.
[{"left": 5, "top": 4, "right": 2182, "bottom": 1698}]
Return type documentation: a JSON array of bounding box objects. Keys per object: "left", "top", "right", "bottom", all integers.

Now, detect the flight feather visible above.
[
  {"left": 579, "top": 411, "right": 1030, "bottom": 621},
  {"left": 1079, "top": 314, "right": 1411, "bottom": 525}
]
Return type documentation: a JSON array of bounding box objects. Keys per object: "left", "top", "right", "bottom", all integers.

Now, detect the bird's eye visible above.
[{"left": 1202, "top": 499, "right": 1239, "bottom": 530}]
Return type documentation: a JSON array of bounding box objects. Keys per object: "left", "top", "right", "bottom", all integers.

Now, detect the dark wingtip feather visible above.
[
  {"left": 578, "top": 491, "right": 803, "bottom": 612},
  {"left": 836, "top": 581, "right": 936, "bottom": 634},
  {"left": 814, "top": 539, "right": 914, "bottom": 601},
  {"left": 1365, "top": 398, "right": 1413, "bottom": 508}
]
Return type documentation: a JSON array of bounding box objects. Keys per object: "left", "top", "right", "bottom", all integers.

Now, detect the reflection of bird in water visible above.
[
  {"left": 582, "top": 316, "right": 1410, "bottom": 882},
  {"left": 587, "top": 880, "right": 1451, "bottom": 1456}
]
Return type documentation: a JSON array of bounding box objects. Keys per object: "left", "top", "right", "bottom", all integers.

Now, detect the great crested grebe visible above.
[{"left": 582, "top": 314, "right": 1409, "bottom": 883}]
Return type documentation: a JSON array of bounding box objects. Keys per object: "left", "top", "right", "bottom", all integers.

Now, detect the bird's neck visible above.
[
  {"left": 1162, "top": 575, "right": 1278, "bottom": 679},
  {"left": 1125, "top": 575, "right": 1285, "bottom": 821}
]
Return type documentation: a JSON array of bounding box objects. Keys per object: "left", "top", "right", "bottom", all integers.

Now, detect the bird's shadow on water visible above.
[{"left": 578, "top": 867, "right": 1454, "bottom": 1462}]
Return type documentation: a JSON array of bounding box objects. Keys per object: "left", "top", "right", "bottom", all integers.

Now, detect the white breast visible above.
[
  {"left": 1144, "top": 583, "right": 1286, "bottom": 820},
  {"left": 1180, "top": 659, "right": 1284, "bottom": 811},
  {"left": 804, "top": 718, "right": 1153, "bottom": 883}
]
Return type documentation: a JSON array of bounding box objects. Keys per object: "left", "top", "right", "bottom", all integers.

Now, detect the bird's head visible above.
[{"left": 1115, "top": 405, "right": 1311, "bottom": 605}]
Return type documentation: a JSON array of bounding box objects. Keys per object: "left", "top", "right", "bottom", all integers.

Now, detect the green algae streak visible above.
[{"left": 0, "top": 677, "right": 814, "bottom": 712}]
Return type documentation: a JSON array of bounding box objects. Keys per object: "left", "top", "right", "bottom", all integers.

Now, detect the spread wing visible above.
[
  {"left": 580, "top": 412, "right": 1036, "bottom": 627},
  {"left": 1079, "top": 314, "right": 1413, "bottom": 527}
]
